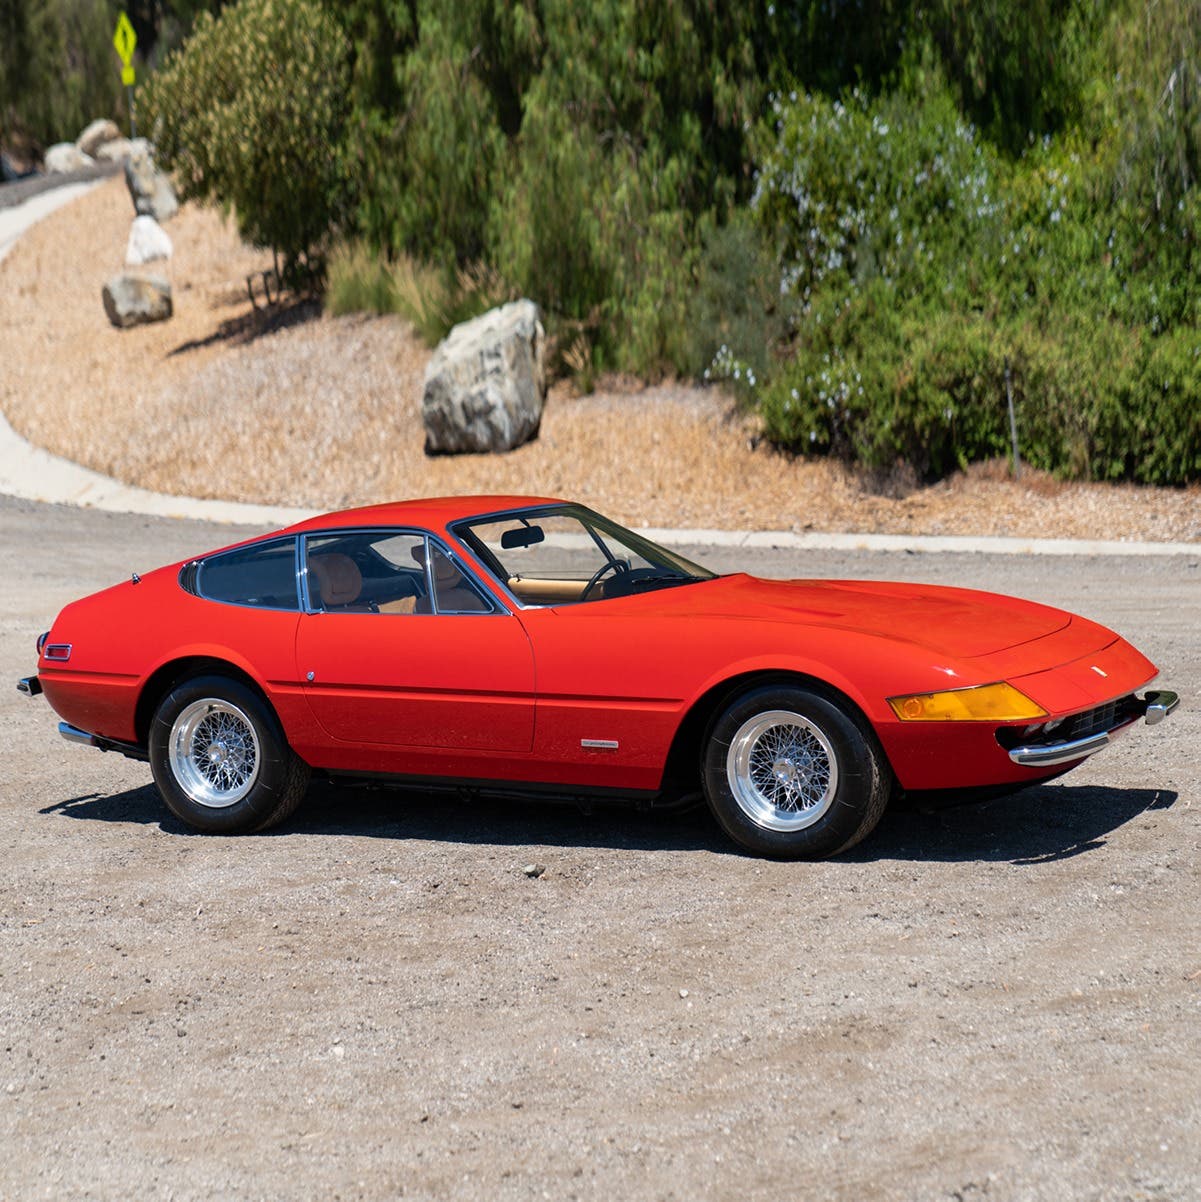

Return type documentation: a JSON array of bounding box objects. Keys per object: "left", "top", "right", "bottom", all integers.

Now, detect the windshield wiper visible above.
[{"left": 623, "top": 574, "right": 702, "bottom": 591}]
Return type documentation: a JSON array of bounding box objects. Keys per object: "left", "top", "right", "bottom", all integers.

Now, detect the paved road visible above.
[
  {"left": 0, "top": 162, "right": 120, "bottom": 210},
  {"left": 2, "top": 497, "right": 1198, "bottom": 1201}
]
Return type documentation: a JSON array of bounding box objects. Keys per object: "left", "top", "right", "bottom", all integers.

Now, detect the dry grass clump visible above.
[{"left": 1, "top": 177, "right": 1198, "bottom": 542}]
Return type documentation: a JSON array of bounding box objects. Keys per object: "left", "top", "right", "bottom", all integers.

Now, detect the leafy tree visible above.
[{"left": 143, "top": 0, "right": 352, "bottom": 279}]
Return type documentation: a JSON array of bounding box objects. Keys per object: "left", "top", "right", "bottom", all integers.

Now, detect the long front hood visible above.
[{"left": 656, "top": 575, "right": 1075, "bottom": 659}]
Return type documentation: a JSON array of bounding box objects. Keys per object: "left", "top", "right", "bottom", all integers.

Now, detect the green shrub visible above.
[
  {"left": 753, "top": 78, "right": 1004, "bottom": 319},
  {"left": 143, "top": 0, "right": 352, "bottom": 281},
  {"left": 324, "top": 241, "right": 513, "bottom": 347},
  {"left": 333, "top": 0, "right": 802, "bottom": 377},
  {"left": 761, "top": 301, "right": 1199, "bottom": 486},
  {"left": 325, "top": 241, "right": 394, "bottom": 317},
  {"left": 680, "top": 212, "right": 785, "bottom": 389},
  {"left": 1123, "top": 329, "right": 1201, "bottom": 484},
  {"left": 752, "top": 66, "right": 1201, "bottom": 487}
]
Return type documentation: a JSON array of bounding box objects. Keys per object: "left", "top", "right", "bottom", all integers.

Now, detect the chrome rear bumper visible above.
[
  {"left": 1007, "top": 690, "right": 1179, "bottom": 767},
  {"left": 57, "top": 721, "right": 149, "bottom": 763},
  {"left": 17, "top": 675, "right": 42, "bottom": 698}
]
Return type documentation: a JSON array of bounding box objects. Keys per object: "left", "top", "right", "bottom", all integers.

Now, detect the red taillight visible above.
[
  {"left": 36, "top": 631, "right": 49, "bottom": 655},
  {"left": 43, "top": 643, "right": 72, "bottom": 662}
]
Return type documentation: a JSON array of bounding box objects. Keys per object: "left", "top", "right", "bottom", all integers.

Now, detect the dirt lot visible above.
[{"left": 1, "top": 496, "right": 1197, "bottom": 1201}]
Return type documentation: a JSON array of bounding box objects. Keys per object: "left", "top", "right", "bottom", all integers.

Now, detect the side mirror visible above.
[{"left": 500, "top": 525, "right": 545, "bottom": 550}]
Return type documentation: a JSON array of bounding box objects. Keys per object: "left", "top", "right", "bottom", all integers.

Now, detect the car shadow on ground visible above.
[
  {"left": 41, "top": 779, "right": 1178, "bottom": 865},
  {"left": 852, "top": 783, "right": 1178, "bottom": 865}
]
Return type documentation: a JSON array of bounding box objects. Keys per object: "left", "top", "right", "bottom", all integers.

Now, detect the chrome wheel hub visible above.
[
  {"left": 726, "top": 710, "right": 838, "bottom": 832},
  {"left": 169, "top": 699, "right": 260, "bottom": 809}
]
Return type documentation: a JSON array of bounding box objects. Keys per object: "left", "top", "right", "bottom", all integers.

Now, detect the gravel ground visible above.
[
  {"left": 1, "top": 497, "right": 1198, "bottom": 1200},
  {"left": 1, "top": 178, "right": 1198, "bottom": 542}
]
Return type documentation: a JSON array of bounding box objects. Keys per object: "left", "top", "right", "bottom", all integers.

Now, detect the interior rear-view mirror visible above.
[{"left": 501, "top": 525, "right": 545, "bottom": 549}]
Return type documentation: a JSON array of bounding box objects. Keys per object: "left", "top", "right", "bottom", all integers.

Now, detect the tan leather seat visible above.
[
  {"left": 378, "top": 596, "right": 418, "bottom": 614},
  {"left": 412, "top": 545, "right": 489, "bottom": 613},
  {"left": 309, "top": 552, "right": 363, "bottom": 609}
]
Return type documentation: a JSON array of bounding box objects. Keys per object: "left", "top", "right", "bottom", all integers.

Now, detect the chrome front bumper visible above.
[{"left": 1007, "top": 690, "right": 1179, "bottom": 767}]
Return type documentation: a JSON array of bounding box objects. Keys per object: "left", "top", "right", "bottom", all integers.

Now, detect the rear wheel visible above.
[
  {"left": 702, "top": 685, "right": 891, "bottom": 859},
  {"left": 149, "top": 675, "right": 309, "bottom": 833}
]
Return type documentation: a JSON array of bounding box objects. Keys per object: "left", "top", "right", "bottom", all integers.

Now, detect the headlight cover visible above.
[{"left": 888, "top": 682, "right": 1048, "bottom": 722}]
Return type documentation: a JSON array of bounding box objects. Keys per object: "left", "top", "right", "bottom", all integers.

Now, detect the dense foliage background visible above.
[
  {"left": 0, "top": 1, "right": 224, "bottom": 153},
  {"left": 5, "top": 0, "right": 1198, "bottom": 483}
]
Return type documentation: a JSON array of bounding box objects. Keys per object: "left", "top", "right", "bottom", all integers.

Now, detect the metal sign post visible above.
[{"left": 112, "top": 12, "right": 138, "bottom": 139}]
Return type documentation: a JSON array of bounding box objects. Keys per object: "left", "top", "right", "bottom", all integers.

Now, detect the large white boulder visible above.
[
  {"left": 421, "top": 300, "right": 546, "bottom": 454},
  {"left": 102, "top": 274, "right": 173, "bottom": 329},
  {"left": 77, "top": 118, "right": 121, "bottom": 158},
  {"left": 125, "top": 215, "right": 173, "bottom": 266},
  {"left": 44, "top": 143, "right": 93, "bottom": 174}
]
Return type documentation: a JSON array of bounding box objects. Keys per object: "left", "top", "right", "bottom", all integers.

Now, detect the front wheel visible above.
[
  {"left": 702, "top": 685, "right": 891, "bottom": 859},
  {"left": 149, "top": 674, "right": 309, "bottom": 834}
]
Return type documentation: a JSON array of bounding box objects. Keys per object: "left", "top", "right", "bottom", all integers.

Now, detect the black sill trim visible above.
[
  {"left": 317, "top": 768, "right": 667, "bottom": 808},
  {"left": 92, "top": 734, "right": 150, "bottom": 763}
]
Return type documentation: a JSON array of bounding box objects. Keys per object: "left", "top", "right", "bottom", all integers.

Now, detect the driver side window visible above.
[
  {"left": 429, "top": 546, "right": 491, "bottom": 613},
  {"left": 303, "top": 532, "right": 496, "bottom": 615}
]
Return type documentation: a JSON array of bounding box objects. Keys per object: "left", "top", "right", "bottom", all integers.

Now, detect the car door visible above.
[
  {"left": 514, "top": 604, "right": 695, "bottom": 792},
  {"left": 295, "top": 530, "right": 535, "bottom": 752}
]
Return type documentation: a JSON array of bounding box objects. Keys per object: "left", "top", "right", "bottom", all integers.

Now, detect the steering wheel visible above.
[{"left": 582, "top": 557, "right": 629, "bottom": 599}]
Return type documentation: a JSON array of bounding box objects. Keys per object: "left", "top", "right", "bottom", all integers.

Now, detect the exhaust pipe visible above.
[{"left": 58, "top": 722, "right": 97, "bottom": 747}]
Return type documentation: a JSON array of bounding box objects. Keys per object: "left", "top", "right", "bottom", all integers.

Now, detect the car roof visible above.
[{"left": 283, "top": 495, "right": 568, "bottom": 536}]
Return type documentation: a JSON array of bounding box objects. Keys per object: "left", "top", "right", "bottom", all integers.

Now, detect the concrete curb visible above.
[
  {"left": 0, "top": 409, "right": 313, "bottom": 527},
  {"left": 0, "top": 180, "right": 102, "bottom": 264},
  {"left": 0, "top": 181, "right": 317, "bottom": 530},
  {"left": 640, "top": 528, "right": 1200, "bottom": 557},
  {"left": 1, "top": 183, "right": 1197, "bottom": 557}
]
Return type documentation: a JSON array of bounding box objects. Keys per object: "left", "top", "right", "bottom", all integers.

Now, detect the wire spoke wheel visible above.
[
  {"left": 151, "top": 674, "right": 309, "bottom": 834},
  {"left": 168, "top": 697, "right": 261, "bottom": 809},
  {"left": 725, "top": 708, "right": 839, "bottom": 833}
]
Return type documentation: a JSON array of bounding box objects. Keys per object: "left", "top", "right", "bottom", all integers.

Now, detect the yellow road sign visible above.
[
  {"left": 113, "top": 12, "right": 137, "bottom": 67},
  {"left": 122, "top": 65, "right": 136, "bottom": 87}
]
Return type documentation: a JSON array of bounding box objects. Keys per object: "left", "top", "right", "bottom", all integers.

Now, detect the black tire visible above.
[
  {"left": 148, "top": 674, "right": 309, "bottom": 834},
  {"left": 702, "top": 684, "right": 892, "bottom": 859}
]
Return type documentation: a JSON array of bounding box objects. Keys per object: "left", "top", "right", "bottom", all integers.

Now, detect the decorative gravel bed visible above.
[{"left": 2, "top": 177, "right": 1198, "bottom": 540}]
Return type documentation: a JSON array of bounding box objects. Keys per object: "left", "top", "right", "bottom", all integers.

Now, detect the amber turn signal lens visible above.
[{"left": 887, "top": 682, "right": 1048, "bottom": 722}]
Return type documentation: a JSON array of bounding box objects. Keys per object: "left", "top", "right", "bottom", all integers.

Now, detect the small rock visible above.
[
  {"left": 102, "top": 274, "right": 173, "bottom": 329},
  {"left": 44, "top": 143, "right": 94, "bottom": 174},
  {"left": 125, "top": 215, "right": 173, "bottom": 266},
  {"left": 96, "top": 138, "right": 138, "bottom": 164},
  {"left": 77, "top": 118, "right": 121, "bottom": 158},
  {"left": 522, "top": 863, "right": 546, "bottom": 878},
  {"left": 124, "top": 150, "right": 179, "bottom": 222},
  {"left": 1, "top": 150, "right": 34, "bottom": 182},
  {"left": 679, "top": 988, "right": 689, "bottom": 999}
]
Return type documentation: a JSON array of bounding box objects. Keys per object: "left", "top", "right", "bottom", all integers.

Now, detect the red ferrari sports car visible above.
[{"left": 19, "top": 496, "right": 1178, "bottom": 858}]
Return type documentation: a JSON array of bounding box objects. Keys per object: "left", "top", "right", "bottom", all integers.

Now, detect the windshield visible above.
[{"left": 453, "top": 505, "right": 716, "bottom": 606}]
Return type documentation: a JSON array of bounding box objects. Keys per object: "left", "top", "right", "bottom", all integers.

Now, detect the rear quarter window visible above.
[{"left": 188, "top": 538, "right": 300, "bottom": 610}]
